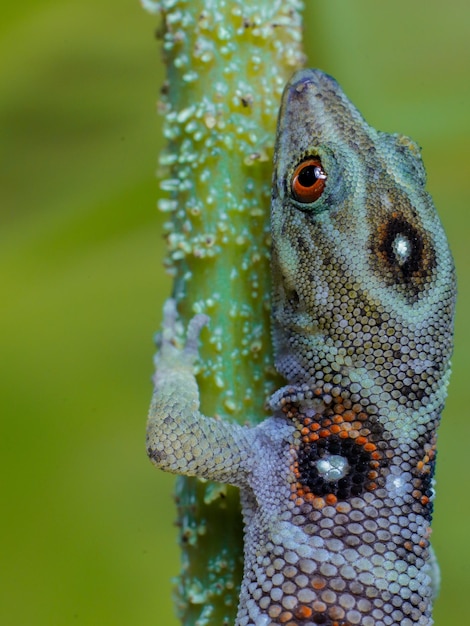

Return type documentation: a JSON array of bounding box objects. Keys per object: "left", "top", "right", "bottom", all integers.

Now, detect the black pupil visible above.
[{"left": 298, "top": 165, "right": 319, "bottom": 188}]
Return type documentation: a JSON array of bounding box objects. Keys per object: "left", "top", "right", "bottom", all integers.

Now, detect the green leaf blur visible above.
[{"left": 1, "top": 1, "right": 468, "bottom": 625}]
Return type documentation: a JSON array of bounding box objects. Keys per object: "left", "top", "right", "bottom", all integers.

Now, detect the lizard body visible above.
[{"left": 147, "top": 69, "right": 455, "bottom": 626}]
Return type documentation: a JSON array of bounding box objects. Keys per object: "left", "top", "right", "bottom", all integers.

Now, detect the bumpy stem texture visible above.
[{"left": 144, "top": 1, "right": 305, "bottom": 623}]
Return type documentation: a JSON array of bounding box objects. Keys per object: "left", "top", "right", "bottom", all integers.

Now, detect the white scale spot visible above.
[
  {"left": 392, "top": 234, "right": 412, "bottom": 265},
  {"left": 386, "top": 468, "right": 412, "bottom": 498},
  {"left": 316, "top": 454, "right": 350, "bottom": 481}
]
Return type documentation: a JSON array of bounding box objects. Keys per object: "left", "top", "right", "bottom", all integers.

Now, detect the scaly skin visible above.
[{"left": 147, "top": 69, "right": 456, "bottom": 626}]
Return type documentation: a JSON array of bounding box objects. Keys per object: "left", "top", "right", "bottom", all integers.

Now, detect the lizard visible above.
[{"left": 146, "top": 69, "right": 456, "bottom": 626}]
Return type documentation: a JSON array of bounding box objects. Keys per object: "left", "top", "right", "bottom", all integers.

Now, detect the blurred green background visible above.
[{"left": 1, "top": 1, "right": 468, "bottom": 624}]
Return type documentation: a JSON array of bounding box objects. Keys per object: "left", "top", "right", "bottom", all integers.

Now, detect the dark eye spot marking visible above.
[
  {"left": 290, "top": 407, "right": 386, "bottom": 507},
  {"left": 380, "top": 217, "right": 423, "bottom": 277},
  {"left": 372, "top": 214, "right": 435, "bottom": 295},
  {"left": 297, "top": 435, "right": 376, "bottom": 500}
]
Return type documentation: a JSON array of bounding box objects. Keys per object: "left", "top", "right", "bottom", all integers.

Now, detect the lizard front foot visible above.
[
  {"left": 147, "top": 300, "right": 251, "bottom": 484},
  {"left": 153, "top": 298, "right": 209, "bottom": 385}
]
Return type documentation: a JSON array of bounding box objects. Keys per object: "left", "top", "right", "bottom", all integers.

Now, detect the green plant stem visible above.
[{"left": 144, "top": 1, "right": 305, "bottom": 623}]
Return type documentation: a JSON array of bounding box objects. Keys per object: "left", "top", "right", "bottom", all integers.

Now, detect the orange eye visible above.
[{"left": 291, "top": 158, "right": 327, "bottom": 203}]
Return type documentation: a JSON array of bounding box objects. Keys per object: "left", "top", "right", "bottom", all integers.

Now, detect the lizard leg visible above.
[{"left": 146, "top": 299, "right": 252, "bottom": 487}]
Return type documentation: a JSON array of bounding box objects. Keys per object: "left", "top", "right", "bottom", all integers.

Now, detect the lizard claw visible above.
[{"left": 154, "top": 298, "right": 209, "bottom": 370}]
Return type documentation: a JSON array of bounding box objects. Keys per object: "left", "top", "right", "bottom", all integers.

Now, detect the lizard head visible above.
[{"left": 270, "top": 68, "right": 455, "bottom": 411}]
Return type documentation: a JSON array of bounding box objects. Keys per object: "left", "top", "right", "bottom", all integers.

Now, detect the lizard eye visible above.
[{"left": 291, "top": 158, "right": 327, "bottom": 203}]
